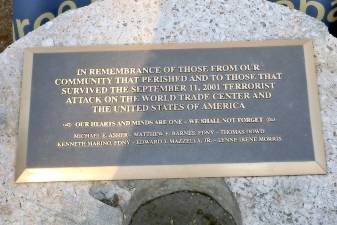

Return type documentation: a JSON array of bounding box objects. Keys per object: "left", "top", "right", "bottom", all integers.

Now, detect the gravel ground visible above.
[{"left": 0, "top": 0, "right": 12, "bottom": 52}]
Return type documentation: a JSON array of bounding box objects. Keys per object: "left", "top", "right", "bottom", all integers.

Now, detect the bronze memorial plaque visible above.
[{"left": 16, "top": 40, "right": 326, "bottom": 183}]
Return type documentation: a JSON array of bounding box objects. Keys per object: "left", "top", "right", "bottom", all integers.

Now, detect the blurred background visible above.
[
  {"left": 0, "top": 0, "right": 12, "bottom": 52},
  {"left": 0, "top": 0, "right": 336, "bottom": 52}
]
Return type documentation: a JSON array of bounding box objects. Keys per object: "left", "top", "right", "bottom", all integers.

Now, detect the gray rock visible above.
[{"left": 0, "top": 0, "right": 336, "bottom": 225}]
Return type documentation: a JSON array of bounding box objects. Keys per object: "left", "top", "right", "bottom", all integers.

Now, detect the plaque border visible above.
[{"left": 16, "top": 39, "right": 326, "bottom": 183}]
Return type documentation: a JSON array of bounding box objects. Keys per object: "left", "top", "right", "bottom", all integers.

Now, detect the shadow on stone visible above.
[
  {"left": 130, "top": 190, "right": 236, "bottom": 225},
  {"left": 89, "top": 178, "right": 242, "bottom": 225}
]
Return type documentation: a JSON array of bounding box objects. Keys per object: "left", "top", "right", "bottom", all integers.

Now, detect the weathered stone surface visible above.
[{"left": 0, "top": 0, "right": 336, "bottom": 224}]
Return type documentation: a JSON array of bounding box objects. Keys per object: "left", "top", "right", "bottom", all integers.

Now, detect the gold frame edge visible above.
[
  {"left": 16, "top": 161, "right": 325, "bottom": 183},
  {"left": 302, "top": 40, "right": 326, "bottom": 172},
  {"left": 15, "top": 49, "right": 34, "bottom": 181}
]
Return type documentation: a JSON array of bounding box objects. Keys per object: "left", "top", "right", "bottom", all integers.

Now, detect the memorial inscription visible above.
[{"left": 16, "top": 40, "right": 326, "bottom": 183}]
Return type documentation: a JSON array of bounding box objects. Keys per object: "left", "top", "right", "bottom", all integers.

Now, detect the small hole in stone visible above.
[{"left": 99, "top": 193, "right": 120, "bottom": 208}]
